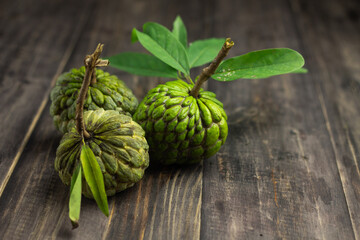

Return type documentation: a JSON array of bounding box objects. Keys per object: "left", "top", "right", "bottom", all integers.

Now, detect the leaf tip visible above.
[
  {"left": 101, "top": 205, "right": 110, "bottom": 217},
  {"left": 104, "top": 210, "right": 110, "bottom": 217},
  {"left": 71, "top": 220, "right": 79, "bottom": 229},
  {"left": 291, "top": 67, "right": 308, "bottom": 74},
  {"left": 174, "top": 15, "right": 182, "bottom": 22},
  {"left": 131, "top": 28, "right": 139, "bottom": 43}
]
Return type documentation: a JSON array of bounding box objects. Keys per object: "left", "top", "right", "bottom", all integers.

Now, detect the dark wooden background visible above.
[{"left": 0, "top": 0, "right": 359, "bottom": 239}]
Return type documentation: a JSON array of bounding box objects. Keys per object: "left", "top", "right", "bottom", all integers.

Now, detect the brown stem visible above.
[
  {"left": 91, "top": 70, "right": 97, "bottom": 85},
  {"left": 189, "top": 38, "right": 234, "bottom": 98},
  {"left": 75, "top": 43, "right": 109, "bottom": 139}
]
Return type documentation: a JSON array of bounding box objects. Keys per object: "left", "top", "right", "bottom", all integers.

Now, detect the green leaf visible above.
[
  {"left": 80, "top": 143, "right": 109, "bottom": 217},
  {"left": 132, "top": 22, "right": 190, "bottom": 75},
  {"left": 131, "top": 28, "right": 139, "bottom": 43},
  {"left": 172, "top": 16, "right": 187, "bottom": 48},
  {"left": 69, "top": 165, "right": 82, "bottom": 229},
  {"left": 188, "top": 38, "right": 225, "bottom": 68},
  {"left": 212, "top": 48, "right": 305, "bottom": 81},
  {"left": 291, "top": 67, "right": 308, "bottom": 74},
  {"left": 108, "top": 52, "right": 178, "bottom": 78}
]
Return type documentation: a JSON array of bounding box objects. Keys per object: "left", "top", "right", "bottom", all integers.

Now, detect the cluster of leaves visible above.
[
  {"left": 108, "top": 16, "right": 306, "bottom": 82},
  {"left": 69, "top": 140, "right": 109, "bottom": 228}
]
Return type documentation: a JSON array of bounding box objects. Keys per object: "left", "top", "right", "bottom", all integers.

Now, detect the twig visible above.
[
  {"left": 189, "top": 38, "right": 234, "bottom": 98},
  {"left": 75, "top": 43, "right": 109, "bottom": 139}
]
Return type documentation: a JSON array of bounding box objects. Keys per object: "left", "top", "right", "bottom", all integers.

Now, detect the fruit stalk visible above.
[
  {"left": 91, "top": 71, "right": 97, "bottom": 85},
  {"left": 75, "top": 43, "right": 109, "bottom": 138},
  {"left": 189, "top": 38, "right": 234, "bottom": 98}
]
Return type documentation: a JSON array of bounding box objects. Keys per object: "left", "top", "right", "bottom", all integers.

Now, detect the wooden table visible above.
[{"left": 0, "top": 0, "right": 359, "bottom": 239}]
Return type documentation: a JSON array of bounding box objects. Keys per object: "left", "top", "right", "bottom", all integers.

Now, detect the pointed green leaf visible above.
[
  {"left": 172, "top": 16, "right": 187, "bottom": 48},
  {"left": 212, "top": 48, "right": 305, "bottom": 81},
  {"left": 291, "top": 67, "right": 308, "bottom": 74},
  {"left": 108, "top": 52, "right": 178, "bottom": 78},
  {"left": 69, "top": 165, "right": 82, "bottom": 229},
  {"left": 188, "top": 38, "right": 225, "bottom": 68},
  {"left": 132, "top": 23, "right": 190, "bottom": 75},
  {"left": 80, "top": 143, "right": 109, "bottom": 217},
  {"left": 131, "top": 28, "right": 139, "bottom": 43}
]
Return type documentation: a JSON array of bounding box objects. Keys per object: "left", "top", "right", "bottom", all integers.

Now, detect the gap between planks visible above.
[{"left": 0, "top": 9, "right": 91, "bottom": 198}]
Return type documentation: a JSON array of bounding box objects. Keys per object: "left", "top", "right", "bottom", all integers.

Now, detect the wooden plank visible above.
[
  {"left": 0, "top": 0, "right": 94, "bottom": 196},
  {"left": 1, "top": 0, "right": 358, "bottom": 239},
  {"left": 95, "top": 1, "right": 225, "bottom": 239},
  {"left": 100, "top": 165, "right": 202, "bottom": 240},
  {"left": 201, "top": 0, "right": 358, "bottom": 239},
  {"left": 0, "top": 103, "right": 202, "bottom": 239},
  {"left": 74, "top": 1, "right": 206, "bottom": 239},
  {"left": 289, "top": 0, "right": 360, "bottom": 237},
  {"left": 0, "top": 106, "right": 201, "bottom": 239},
  {"left": 0, "top": 104, "right": 109, "bottom": 240},
  {"left": 0, "top": 0, "right": 204, "bottom": 239}
]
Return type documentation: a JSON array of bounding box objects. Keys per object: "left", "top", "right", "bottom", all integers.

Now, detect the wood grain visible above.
[
  {"left": 289, "top": 0, "right": 360, "bottom": 237},
  {"left": 201, "top": 0, "right": 359, "bottom": 239},
  {"left": 0, "top": 0, "right": 359, "bottom": 239},
  {"left": 0, "top": 0, "right": 204, "bottom": 239},
  {"left": 0, "top": 0, "right": 94, "bottom": 196},
  {"left": 0, "top": 105, "right": 202, "bottom": 240}
]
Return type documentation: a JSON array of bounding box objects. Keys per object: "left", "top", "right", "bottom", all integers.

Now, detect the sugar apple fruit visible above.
[
  {"left": 55, "top": 108, "right": 149, "bottom": 198},
  {"left": 133, "top": 80, "right": 228, "bottom": 165},
  {"left": 50, "top": 67, "right": 138, "bottom": 133}
]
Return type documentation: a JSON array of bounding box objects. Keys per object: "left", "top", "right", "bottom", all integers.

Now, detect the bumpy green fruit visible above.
[
  {"left": 55, "top": 109, "right": 149, "bottom": 198},
  {"left": 50, "top": 67, "right": 138, "bottom": 133},
  {"left": 133, "top": 80, "right": 228, "bottom": 165}
]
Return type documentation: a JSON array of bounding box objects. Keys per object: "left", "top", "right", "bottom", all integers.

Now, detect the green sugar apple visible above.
[
  {"left": 50, "top": 67, "right": 138, "bottom": 133},
  {"left": 55, "top": 109, "right": 149, "bottom": 198},
  {"left": 133, "top": 80, "right": 228, "bottom": 165}
]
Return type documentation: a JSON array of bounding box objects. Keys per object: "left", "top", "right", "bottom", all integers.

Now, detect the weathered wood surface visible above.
[
  {"left": 0, "top": 0, "right": 92, "bottom": 196},
  {"left": 0, "top": 0, "right": 359, "bottom": 239}
]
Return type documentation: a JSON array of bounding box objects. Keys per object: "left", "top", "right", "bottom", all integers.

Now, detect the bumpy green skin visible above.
[
  {"left": 50, "top": 67, "right": 138, "bottom": 133},
  {"left": 133, "top": 80, "right": 228, "bottom": 165},
  {"left": 55, "top": 109, "right": 149, "bottom": 198}
]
